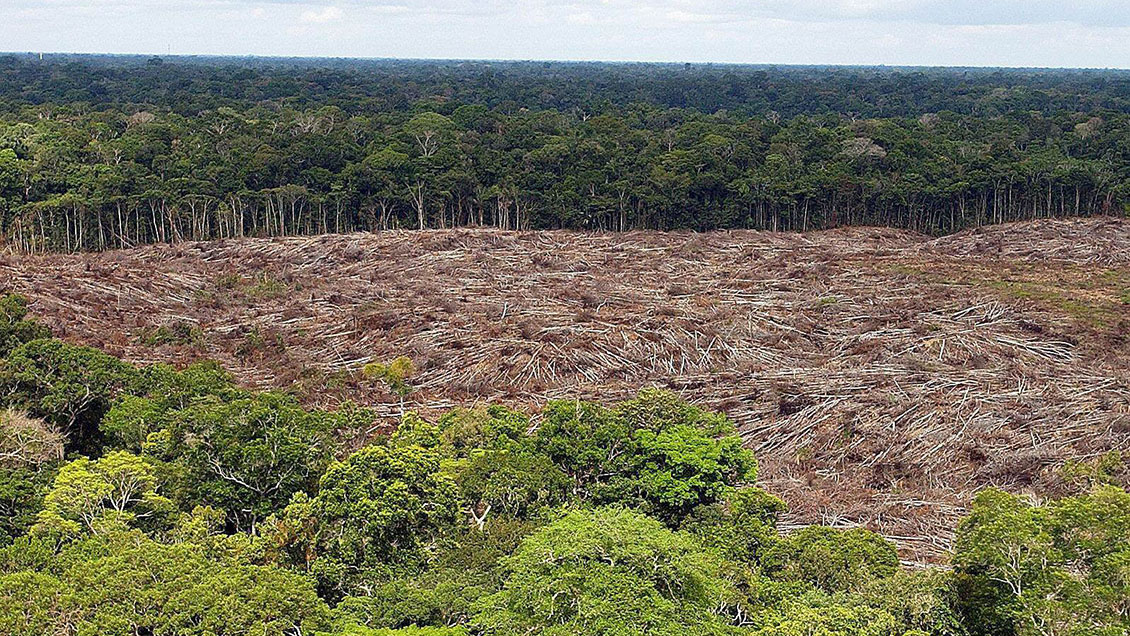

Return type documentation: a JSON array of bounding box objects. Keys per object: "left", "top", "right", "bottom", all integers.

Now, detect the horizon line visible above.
[{"left": 4, "top": 51, "right": 1129, "bottom": 73}]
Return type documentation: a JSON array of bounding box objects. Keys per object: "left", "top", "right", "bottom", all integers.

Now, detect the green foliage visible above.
[
  {"left": 624, "top": 417, "right": 756, "bottom": 521},
  {"left": 533, "top": 398, "right": 628, "bottom": 488},
  {"left": 391, "top": 411, "right": 443, "bottom": 449},
  {"left": 365, "top": 356, "right": 417, "bottom": 404},
  {"left": 855, "top": 570, "right": 969, "bottom": 636},
  {"left": 763, "top": 526, "right": 900, "bottom": 594},
  {"left": 100, "top": 360, "right": 245, "bottom": 451},
  {"left": 682, "top": 486, "right": 787, "bottom": 566},
  {"left": 284, "top": 442, "right": 460, "bottom": 598},
  {"left": 1059, "top": 451, "right": 1127, "bottom": 491},
  {"left": 33, "top": 451, "right": 172, "bottom": 539},
  {"left": 0, "top": 338, "right": 139, "bottom": 450},
  {"left": 434, "top": 405, "right": 569, "bottom": 525},
  {"left": 0, "top": 465, "right": 56, "bottom": 545},
  {"left": 146, "top": 392, "right": 343, "bottom": 528},
  {"left": 470, "top": 507, "right": 749, "bottom": 635},
  {"left": 617, "top": 388, "right": 736, "bottom": 437},
  {"left": 535, "top": 389, "right": 757, "bottom": 523},
  {"left": 0, "top": 570, "right": 60, "bottom": 635},
  {"left": 437, "top": 405, "right": 531, "bottom": 456},
  {"left": 0, "top": 294, "right": 50, "bottom": 357},
  {"left": 9, "top": 59, "right": 1130, "bottom": 250},
  {"left": 136, "top": 320, "right": 204, "bottom": 347},
  {"left": 332, "top": 519, "right": 534, "bottom": 631},
  {"left": 953, "top": 486, "right": 1130, "bottom": 636},
  {"left": 0, "top": 530, "right": 331, "bottom": 636},
  {"left": 751, "top": 598, "right": 902, "bottom": 636},
  {"left": 328, "top": 627, "right": 468, "bottom": 636},
  {"left": 456, "top": 447, "right": 571, "bottom": 526}
]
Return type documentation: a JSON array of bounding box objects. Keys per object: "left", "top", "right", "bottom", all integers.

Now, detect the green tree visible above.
[
  {"left": 285, "top": 442, "right": 460, "bottom": 599},
  {"left": 0, "top": 466, "right": 55, "bottom": 545},
  {"left": 146, "top": 392, "right": 342, "bottom": 529},
  {"left": 33, "top": 450, "right": 172, "bottom": 539},
  {"left": 953, "top": 486, "right": 1130, "bottom": 636},
  {"left": 534, "top": 389, "right": 756, "bottom": 523},
  {"left": 331, "top": 518, "right": 535, "bottom": 631},
  {"left": 763, "top": 526, "right": 900, "bottom": 594},
  {"left": 0, "top": 294, "right": 50, "bottom": 358},
  {"left": 470, "top": 507, "right": 750, "bottom": 635},
  {"left": 0, "top": 571, "right": 60, "bottom": 635},
  {"left": 682, "top": 486, "right": 787, "bottom": 567},
  {"left": 856, "top": 570, "right": 969, "bottom": 636},
  {"left": 0, "top": 338, "right": 139, "bottom": 450},
  {"left": 100, "top": 360, "right": 245, "bottom": 452},
  {"left": 0, "top": 530, "right": 331, "bottom": 636},
  {"left": 752, "top": 599, "right": 902, "bottom": 636},
  {"left": 437, "top": 405, "right": 568, "bottom": 528}
]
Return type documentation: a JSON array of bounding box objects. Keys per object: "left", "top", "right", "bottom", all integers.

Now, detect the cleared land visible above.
[{"left": 4, "top": 216, "right": 1129, "bottom": 562}]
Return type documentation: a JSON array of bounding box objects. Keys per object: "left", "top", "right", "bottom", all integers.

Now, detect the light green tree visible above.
[
  {"left": 0, "top": 530, "right": 331, "bottom": 636},
  {"left": 32, "top": 451, "right": 171, "bottom": 538},
  {"left": 470, "top": 507, "right": 750, "bottom": 635},
  {"left": 365, "top": 356, "right": 416, "bottom": 415}
]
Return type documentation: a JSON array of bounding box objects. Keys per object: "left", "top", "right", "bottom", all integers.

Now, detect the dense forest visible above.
[
  {"left": 0, "top": 291, "right": 1127, "bottom": 636},
  {"left": 1, "top": 55, "right": 1130, "bottom": 251}
]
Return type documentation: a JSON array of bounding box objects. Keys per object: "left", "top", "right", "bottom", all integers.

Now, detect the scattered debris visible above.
[{"left": 3, "top": 217, "right": 1128, "bottom": 563}]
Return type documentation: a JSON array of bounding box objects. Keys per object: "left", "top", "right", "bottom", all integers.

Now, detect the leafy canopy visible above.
[
  {"left": 471, "top": 507, "right": 750, "bottom": 636},
  {"left": 953, "top": 486, "right": 1130, "bottom": 636},
  {"left": 33, "top": 450, "right": 172, "bottom": 539}
]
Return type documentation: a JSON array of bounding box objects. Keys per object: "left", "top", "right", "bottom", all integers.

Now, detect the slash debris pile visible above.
[{"left": 4, "top": 217, "right": 1129, "bottom": 562}]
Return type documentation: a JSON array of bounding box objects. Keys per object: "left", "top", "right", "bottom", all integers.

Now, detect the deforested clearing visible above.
[{"left": 5, "top": 215, "right": 1129, "bottom": 562}]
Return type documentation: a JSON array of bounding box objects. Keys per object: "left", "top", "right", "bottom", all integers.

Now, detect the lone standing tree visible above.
[{"left": 364, "top": 356, "right": 416, "bottom": 415}]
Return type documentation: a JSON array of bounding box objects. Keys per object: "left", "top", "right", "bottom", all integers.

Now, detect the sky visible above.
[{"left": 3, "top": 0, "right": 1130, "bottom": 68}]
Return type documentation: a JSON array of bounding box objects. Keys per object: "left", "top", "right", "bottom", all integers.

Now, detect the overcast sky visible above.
[{"left": 3, "top": 0, "right": 1130, "bottom": 68}]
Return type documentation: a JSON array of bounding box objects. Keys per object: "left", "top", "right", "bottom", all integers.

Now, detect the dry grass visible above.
[{"left": 3, "top": 216, "right": 1129, "bottom": 562}]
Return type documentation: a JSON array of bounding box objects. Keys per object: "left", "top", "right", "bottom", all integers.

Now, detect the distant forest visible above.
[{"left": 2, "top": 54, "right": 1130, "bottom": 251}]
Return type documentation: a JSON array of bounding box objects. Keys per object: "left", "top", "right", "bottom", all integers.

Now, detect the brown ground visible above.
[{"left": 4, "top": 216, "right": 1130, "bottom": 562}]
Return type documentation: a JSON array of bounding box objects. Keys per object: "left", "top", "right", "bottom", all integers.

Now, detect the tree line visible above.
[
  {"left": 1, "top": 57, "right": 1129, "bottom": 252},
  {"left": 0, "top": 293, "right": 1126, "bottom": 635},
  {"left": 7, "top": 56, "right": 1130, "bottom": 118}
]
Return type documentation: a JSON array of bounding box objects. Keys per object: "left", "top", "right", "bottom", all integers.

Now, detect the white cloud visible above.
[
  {"left": 299, "top": 5, "right": 342, "bottom": 22},
  {"left": 2, "top": 0, "right": 1130, "bottom": 67}
]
